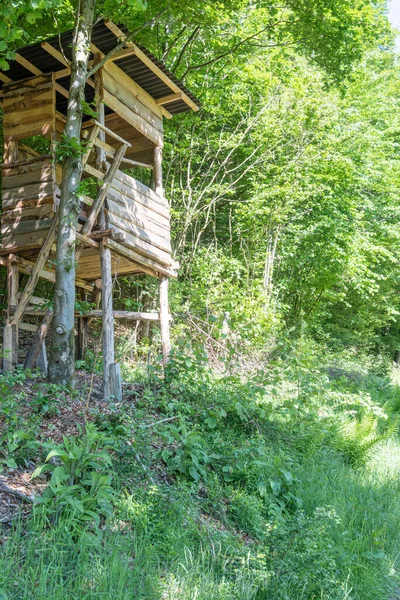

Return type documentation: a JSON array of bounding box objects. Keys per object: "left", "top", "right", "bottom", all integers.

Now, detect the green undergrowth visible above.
[{"left": 1, "top": 342, "right": 400, "bottom": 599}]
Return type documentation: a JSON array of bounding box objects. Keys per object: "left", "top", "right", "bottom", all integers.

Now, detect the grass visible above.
[{"left": 1, "top": 345, "right": 400, "bottom": 599}]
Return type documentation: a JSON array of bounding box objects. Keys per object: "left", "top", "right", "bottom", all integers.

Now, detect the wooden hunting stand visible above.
[{"left": 0, "top": 21, "right": 199, "bottom": 397}]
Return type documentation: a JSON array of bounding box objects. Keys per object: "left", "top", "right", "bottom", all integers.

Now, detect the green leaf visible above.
[{"left": 189, "top": 466, "right": 200, "bottom": 481}]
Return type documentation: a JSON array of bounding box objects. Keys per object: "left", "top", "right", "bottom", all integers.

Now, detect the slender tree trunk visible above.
[{"left": 48, "top": 0, "right": 96, "bottom": 385}]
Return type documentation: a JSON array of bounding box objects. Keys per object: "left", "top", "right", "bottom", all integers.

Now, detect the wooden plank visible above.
[
  {"left": 4, "top": 88, "right": 52, "bottom": 112},
  {"left": 19, "top": 322, "right": 39, "bottom": 333},
  {"left": 112, "top": 227, "right": 172, "bottom": 266},
  {"left": 1, "top": 153, "right": 51, "bottom": 171},
  {"left": 156, "top": 93, "right": 182, "bottom": 105},
  {"left": 14, "top": 256, "right": 93, "bottom": 292},
  {"left": 3, "top": 74, "right": 52, "bottom": 97},
  {"left": 104, "top": 22, "right": 199, "bottom": 113},
  {"left": 108, "top": 184, "right": 169, "bottom": 222},
  {"left": 1, "top": 204, "right": 54, "bottom": 223},
  {"left": 107, "top": 213, "right": 171, "bottom": 253},
  {"left": 100, "top": 54, "right": 164, "bottom": 120},
  {"left": 103, "top": 89, "right": 163, "bottom": 147},
  {"left": 1, "top": 231, "right": 49, "bottom": 250},
  {"left": 104, "top": 237, "right": 177, "bottom": 278},
  {"left": 15, "top": 54, "right": 43, "bottom": 76},
  {"left": 114, "top": 169, "right": 168, "bottom": 208},
  {"left": 2, "top": 181, "right": 54, "bottom": 207},
  {"left": 82, "top": 143, "right": 129, "bottom": 235},
  {"left": 2, "top": 160, "right": 53, "bottom": 189},
  {"left": 106, "top": 196, "right": 169, "bottom": 234},
  {"left": 4, "top": 114, "right": 54, "bottom": 141},
  {"left": 1, "top": 197, "right": 55, "bottom": 215},
  {"left": 102, "top": 67, "right": 163, "bottom": 133}
]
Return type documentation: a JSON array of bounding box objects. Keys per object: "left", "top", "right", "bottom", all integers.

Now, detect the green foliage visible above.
[
  {"left": 32, "top": 424, "right": 114, "bottom": 533},
  {"left": 55, "top": 134, "right": 88, "bottom": 163}
]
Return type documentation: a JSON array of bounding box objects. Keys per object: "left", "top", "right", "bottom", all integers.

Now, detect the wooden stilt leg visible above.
[
  {"left": 37, "top": 340, "right": 48, "bottom": 375},
  {"left": 159, "top": 275, "right": 171, "bottom": 365},
  {"left": 100, "top": 240, "right": 120, "bottom": 400},
  {"left": 24, "top": 309, "right": 53, "bottom": 372},
  {"left": 3, "top": 257, "right": 19, "bottom": 371}
]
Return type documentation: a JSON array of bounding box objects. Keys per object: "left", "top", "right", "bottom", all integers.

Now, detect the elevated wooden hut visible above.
[{"left": 0, "top": 21, "right": 199, "bottom": 394}]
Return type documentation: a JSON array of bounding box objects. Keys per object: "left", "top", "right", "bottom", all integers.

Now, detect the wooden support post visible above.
[
  {"left": 37, "top": 340, "right": 48, "bottom": 375},
  {"left": 3, "top": 257, "right": 19, "bottom": 371},
  {"left": 109, "top": 363, "right": 122, "bottom": 402},
  {"left": 3, "top": 140, "right": 18, "bottom": 164},
  {"left": 154, "top": 146, "right": 163, "bottom": 198},
  {"left": 3, "top": 325, "right": 15, "bottom": 372},
  {"left": 159, "top": 275, "right": 171, "bottom": 364},
  {"left": 24, "top": 309, "right": 53, "bottom": 372},
  {"left": 76, "top": 291, "right": 89, "bottom": 361},
  {"left": 100, "top": 240, "right": 120, "bottom": 400}
]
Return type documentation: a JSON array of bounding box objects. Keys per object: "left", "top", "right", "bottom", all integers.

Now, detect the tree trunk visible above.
[{"left": 48, "top": 0, "right": 96, "bottom": 385}]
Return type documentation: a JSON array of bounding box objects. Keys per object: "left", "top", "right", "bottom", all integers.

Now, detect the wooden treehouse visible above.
[{"left": 0, "top": 21, "right": 199, "bottom": 396}]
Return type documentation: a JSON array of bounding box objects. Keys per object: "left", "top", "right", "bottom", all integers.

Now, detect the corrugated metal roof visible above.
[{"left": 0, "top": 21, "right": 200, "bottom": 116}]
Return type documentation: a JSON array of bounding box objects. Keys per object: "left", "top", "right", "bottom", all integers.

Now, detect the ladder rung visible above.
[
  {"left": 93, "top": 120, "right": 131, "bottom": 147},
  {"left": 84, "top": 164, "right": 105, "bottom": 179}
]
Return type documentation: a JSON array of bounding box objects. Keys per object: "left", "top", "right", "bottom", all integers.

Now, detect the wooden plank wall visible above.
[
  {"left": 1, "top": 158, "right": 58, "bottom": 249},
  {"left": 102, "top": 62, "right": 163, "bottom": 147},
  {"left": 106, "top": 170, "right": 173, "bottom": 267},
  {"left": 3, "top": 74, "right": 55, "bottom": 142}
]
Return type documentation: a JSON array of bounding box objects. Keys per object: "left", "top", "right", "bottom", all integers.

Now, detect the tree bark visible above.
[{"left": 48, "top": 0, "right": 96, "bottom": 385}]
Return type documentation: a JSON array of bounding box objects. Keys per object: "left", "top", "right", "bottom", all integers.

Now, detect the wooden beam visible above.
[
  {"left": 10, "top": 219, "right": 58, "bottom": 327},
  {"left": 75, "top": 232, "right": 99, "bottom": 249},
  {"left": 156, "top": 93, "right": 182, "bottom": 106},
  {"left": 15, "top": 54, "right": 43, "bottom": 76},
  {"left": 104, "top": 237, "right": 177, "bottom": 278},
  {"left": 21, "top": 308, "right": 168, "bottom": 320},
  {"left": 14, "top": 256, "right": 93, "bottom": 292},
  {"left": 0, "top": 72, "right": 12, "bottom": 84},
  {"left": 41, "top": 42, "right": 69, "bottom": 67},
  {"left": 54, "top": 82, "right": 69, "bottom": 98}
]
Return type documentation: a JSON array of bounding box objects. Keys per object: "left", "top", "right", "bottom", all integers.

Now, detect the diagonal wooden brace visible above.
[{"left": 11, "top": 218, "right": 58, "bottom": 327}]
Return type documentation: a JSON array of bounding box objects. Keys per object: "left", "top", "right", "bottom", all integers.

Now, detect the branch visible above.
[
  {"left": 0, "top": 480, "right": 33, "bottom": 503},
  {"left": 171, "top": 26, "right": 200, "bottom": 74},
  {"left": 87, "top": 9, "right": 168, "bottom": 78},
  {"left": 180, "top": 20, "right": 298, "bottom": 79},
  {"left": 162, "top": 26, "right": 188, "bottom": 61}
]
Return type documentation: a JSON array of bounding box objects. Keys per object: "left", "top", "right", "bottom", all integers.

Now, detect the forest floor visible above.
[{"left": 1, "top": 350, "right": 400, "bottom": 599}]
